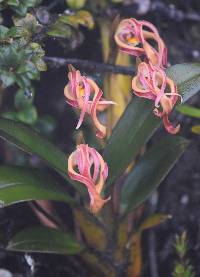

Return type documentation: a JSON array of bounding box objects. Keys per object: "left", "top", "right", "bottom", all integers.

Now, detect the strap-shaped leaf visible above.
[
  {"left": 176, "top": 104, "right": 200, "bottom": 118},
  {"left": 103, "top": 63, "right": 200, "bottom": 188},
  {"left": 7, "top": 227, "right": 82, "bottom": 254},
  {"left": 0, "top": 118, "right": 84, "bottom": 193},
  {"left": 120, "top": 136, "right": 189, "bottom": 215},
  {"left": 0, "top": 118, "right": 67, "bottom": 174},
  {"left": 103, "top": 99, "right": 159, "bottom": 186},
  {"left": 0, "top": 166, "right": 74, "bottom": 206},
  {"left": 167, "top": 63, "right": 200, "bottom": 102}
]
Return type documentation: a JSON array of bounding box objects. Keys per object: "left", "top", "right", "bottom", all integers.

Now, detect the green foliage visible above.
[
  {"left": 110, "top": 0, "right": 123, "bottom": 3},
  {"left": 0, "top": 44, "right": 37, "bottom": 87},
  {"left": 47, "top": 9, "right": 94, "bottom": 39},
  {"left": 176, "top": 104, "right": 200, "bottom": 135},
  {"left": 0, "top": 29, "right": 46, "bottom": 90},
  {"left": 66, "top": 0, "right": 87, "bottom": 10},
  {"left": 173, "top": 232, "right": 195, "bottom": 277},
  {"left": 0, "top": 41, "right": 45, "bottom": 125},
  {"left": 59, "top": 10, "right": 94, "bottom": 29},
  {"left": 0, "top": 12, "right": 46, "bottom": 126},
  {"left": 0, "top": 117, "right": 84, "bottom": 193},
  {"left": 167, "top": 63, "right": 200, "bottom": 102},
  {"left": 7, "top": 227, "right": 82, "bottom": 254},
  {"left": 191, "top": 125, "right": 200, "bottom": 135},
  {"left": 0, "top": 118, "right": 68, "bottom": 179},
  {"left": 0, "top": 166, "right": 74, "bottom": 206},
  {"left": 47, "top": 21, "right": 72, "bottom": 39},
  {"left": 0, "top": 0, "right": 41, "bottom": 17},
  {"left": 176, "top": 104, "right": 200, "bottom": 118},
  {"left": 120, "top": 136, "right": 188, "bottom": 215}
]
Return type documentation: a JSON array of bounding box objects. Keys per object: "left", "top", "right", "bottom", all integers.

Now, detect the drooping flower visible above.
[
  {"left": 132, "top": 62, "right": 182, "bottom": 134},
  {"left": 68, "top": 144, "right": 110, "bottom": 214},
  {"left": 64, "top": 65, "right": 115, "bottom": 138},
  {"left": 114, "top": 18, "right": 167, "bottom": 68}
]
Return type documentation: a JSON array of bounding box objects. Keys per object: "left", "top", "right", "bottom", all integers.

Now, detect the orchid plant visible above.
[{"left": 0, "top": 13, "right": 200, "bottom": 277}]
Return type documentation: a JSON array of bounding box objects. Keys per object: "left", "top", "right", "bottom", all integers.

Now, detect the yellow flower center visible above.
[
  {"left": 127, "top": 36, "right": 140, "bottom": 45},
  {"left": 78, "top": 84, "right": 85, "bottom": 97}
]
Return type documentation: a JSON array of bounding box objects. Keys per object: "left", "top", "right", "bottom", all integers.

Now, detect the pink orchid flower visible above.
[
  {"left": 68, "top": 144, "right": 110, "bottom": 214},
  {"left": 64, "top": 65, "right": 115, "bottom": 138},
  {"left": 132, "top": 62, "right": 182, "bottom": 134},
  {"left": 114, "top": 18, "right": 167, "bottom": 68}
]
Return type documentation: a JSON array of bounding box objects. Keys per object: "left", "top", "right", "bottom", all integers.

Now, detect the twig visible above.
[{"left": 44, "top": 56, "right": 135, "bottom": 75}]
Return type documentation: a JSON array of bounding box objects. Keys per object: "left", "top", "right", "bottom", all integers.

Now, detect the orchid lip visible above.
[
  {"left": 64, "top": 65, "right": 116, "bottom": 138},
  {"left": 115, "top": 18, "right": 168, "bottom": 68},
  {"left": 68, "top": 144, "right": 110, "bottom": 214},
  {"left": 132, "top": 61, "right": 181, "bottom": 134}
]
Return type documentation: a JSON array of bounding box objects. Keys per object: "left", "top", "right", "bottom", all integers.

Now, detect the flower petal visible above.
[{"left": 68, "top": 144, "right": 110, "bottom": 214}]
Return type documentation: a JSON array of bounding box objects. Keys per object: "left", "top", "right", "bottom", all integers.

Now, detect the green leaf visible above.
[
  {"left": 13, "top": 13, "right": 38, "bottom": 34},
  {"left": 7, "top": 0, "right": 19, "bottom": 7},
  {"left": 0, "top": 117, "right": 68, "bottom": 180},
  {"left": 167, "top": 63, "right": 200, "bottom": 102},
  {"left": 76, "top": 10, "right": 94, "bottom": 29},
  {"left": 30, "top": 42, "right": 45, "bottom": 58},
  {"left": 2, "top": 111, "right": 18, "bottom": 121},
  {"left": 103, "top": 63, "right": 200, "bottom": 188},
  {"left": 18, "top": 62, "right": 39, "bottom": 80},
  {"left": 7, "top": 26, "right": 23, "bottom": 38},
  {"left": 34, "top": 58, "right": 47, "bottom": 71},
  {"left": 0, "top": 166, "right": 74, "bottom": 206},
  {"left": 191, "top": 125, "right": 200, "bottom": 135},
  {"left": 59, "top": 10, "right": 94, "bottom": 29},
  {"left": 120, "top": 136, "right": 189, "bottom": 215},
  {"left": 7, "top": 227, "right": 82, "bottom": 254},
  {"left": 66, "top": 0, "right": 87, "bottom": 9},
  {"left": 0, "top": 72, "right": 15, "bottom": 87},
  {"left": 176, "top": 104, "right": 200, "bottom": 118},
  {"left": 14, "top": 89, "right": 34, "bottom": 110},
  {"left": 47, "top": 22, "right": 72, "bottom": 39},
  {"left": 138, "top": 214, "right": 171, "bottom": 232},
  {"left": 0, "top": 25, "right": 8, "bottom": 38},
  {"left": 0, "top": 118, "right": 85, "bottom": 194},
  {"left": 17, "top": 105, "right": 38, "bottom": 125},
  {"left": 103, "top": 99, "right": 159, "bottom": 187}
]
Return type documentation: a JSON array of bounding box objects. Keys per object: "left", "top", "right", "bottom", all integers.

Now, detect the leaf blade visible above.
[
  {"left": 176, "top": 104, "right": 200, "bottom": 118},
  {"left": 0, "top": 166, "right": 74, "bottom": 206},
  {"left": 103, "top": 99, "right": 159, "bottom": 187},
  {"left": 0, "top": 118, "right": 84, "bottom": 193},
  {"left": 7, "top": 227, "right": 82, "bottom": 254},
  {"left": 0, "top": 118, "right": 67, "bottom": 173},
  {"left": 120, "top": 136, "right": 189, "bottom": 215},
  {"left": 167, "top": 63, "right": 200, "bottom": 102}
]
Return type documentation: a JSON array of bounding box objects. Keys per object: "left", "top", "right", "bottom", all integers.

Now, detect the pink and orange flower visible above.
[
  {"left": 132, "top": 62, "right": 182, "bottom": 134},
  {"left": 64, "top": 65, "right": 115, "bottom": 138},
  {"left": 68, "top": 144, "right": 110, "bottom": 214},
  {"left": 114, "top": 18, "right": 167, "bottom": 68}
]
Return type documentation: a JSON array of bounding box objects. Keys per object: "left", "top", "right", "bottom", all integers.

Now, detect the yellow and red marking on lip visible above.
[
  {"left": 114, "top": 18, "right": 167, "bottom": 68},
  {"left": 64, "top": 65, "right": 116, "bottom": 138}
]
